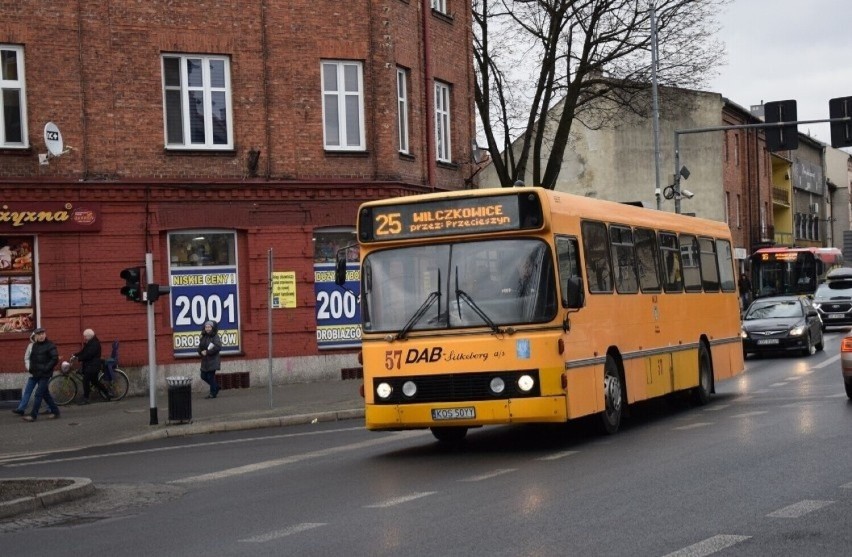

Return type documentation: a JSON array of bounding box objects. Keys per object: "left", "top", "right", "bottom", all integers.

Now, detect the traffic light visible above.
[
  {"left": 120, "top": 267, "right": 143, "bottom": 302},
  {"left": 829, "top": 96, "right": 852, "bottom": 148},
  {"left": 764, "top": 100, "right": 799, "bottom": 152},
  {"left": 146, "top": 283, "right": 171, "bottom": 304}
]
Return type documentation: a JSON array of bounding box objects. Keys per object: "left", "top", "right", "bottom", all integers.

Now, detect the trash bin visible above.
[{"left": 166, "top": 376, "right": 193, "bottom": 423}]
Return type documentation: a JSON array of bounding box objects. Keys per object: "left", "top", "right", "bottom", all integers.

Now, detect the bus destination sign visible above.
[{"left": 359, "top": 194, "right": 541, "bottom": 242}]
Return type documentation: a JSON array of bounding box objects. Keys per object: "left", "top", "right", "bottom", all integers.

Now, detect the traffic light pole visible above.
[
  {"left": 146, "top": 252, "right": 159, "bottom": 425},
  {"left": 671, "top": 116, "right": 851, "bottom": 214}
]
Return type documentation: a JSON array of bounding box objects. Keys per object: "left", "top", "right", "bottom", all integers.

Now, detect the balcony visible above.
[{"left": 772, "top": 186, "right": 790, "bottom": 206}]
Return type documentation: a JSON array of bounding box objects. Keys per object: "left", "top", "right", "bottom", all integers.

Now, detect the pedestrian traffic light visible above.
[
  {"left": 764, "top": 100, "right": 799, "bottom": 152},
  {"left": 120, "top": 267, "right": 143, "bottom": 302},
  {"left": 146, "top": 282, "right": 171, "bottom": 304},
  {"left": 829, "top": 96, "right": 852, "bottom": 148}
]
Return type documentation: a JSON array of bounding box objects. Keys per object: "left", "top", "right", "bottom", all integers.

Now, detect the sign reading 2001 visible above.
[{"left": 170, "top": 268, "right": 241, "bottom": 355}]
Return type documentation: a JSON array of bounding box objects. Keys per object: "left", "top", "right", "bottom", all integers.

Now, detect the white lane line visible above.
[
  {"left": 731, "top": 410, "right": 768, "bottom": 418},
  {"left": 703, "top": 404, "right": 730, "bottom": 412},
  {"left": 459, "top": 468, "right": 517, "bottom": 482},
  {"left": 4, "top": 426, "right": 366, "bottom": 468},
  {"left": 769, "top": 382, "right": 788, "bottom": 387},
  {"left": 841, "top": 481, "right": 852, "bottom": 489},
  {"left": 673, "top": 422, "right": 712, "bottom": 431},
  {"left": 170, "top": 431, "right": 425, "bottom": 484},
  {"left": 537, "top": 450, "right": 579, "bottom": 461},
  {"left": 785, "top": 376, "right": 803, "bottom": 381},
  {"left": 239, "top": 523, "right": 326, "bottom": 543},
  {"left": 661, "top": 534, "right": 751, "bottom": 557},
  {"left": 827, "top": 393, "right": 849, "bottom": 398},
  {"left": 812, "top": 354, "right": 840, "bottom": 369},
  {"left": 364, "top": 491, "right": 436, "bottom": 508},
  {"left": 767, "top": 500, "right": 834, "bottom": 518}
]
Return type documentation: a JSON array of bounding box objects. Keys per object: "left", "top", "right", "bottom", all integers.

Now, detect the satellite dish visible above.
[{"left": 44, "top": 122, "right": 64, "bottom": 157}]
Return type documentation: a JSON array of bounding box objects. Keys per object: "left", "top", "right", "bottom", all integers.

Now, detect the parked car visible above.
[
  {"left": 813, "top": 268, "right": 852, "bottom": 329},
  {"left": 741, "top": 295, "right": 824, "bottom": 358},
  {"left": 841, "top": 335, "right": 852, "bottom": 399}
]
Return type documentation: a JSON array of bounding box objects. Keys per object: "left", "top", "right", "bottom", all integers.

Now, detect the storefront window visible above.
[
  {"left": 169, "top": 231, "right": 236, "bottom": 267},
  {"left": 0, "top": 236, "right": 35, "bottom": 333},
  {"left": 313, "top": 227, "right": 360, "bottom": 349},
  {"left": 313, "top": 228, "right": 358, "bottom": 263}
]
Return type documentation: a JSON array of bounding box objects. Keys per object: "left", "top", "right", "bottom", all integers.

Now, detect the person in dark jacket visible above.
[
  {"left": 70, "top": 328, "right": 109, "bottom": 404},
  {"left": 198, "top": 320, "right": 222, "bottom": 399},
  {"left": 23, "top": 327, "right": 60, "bottom": 421}
]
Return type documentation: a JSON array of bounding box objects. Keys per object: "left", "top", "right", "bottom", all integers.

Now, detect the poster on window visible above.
[
  {"left": 0, "top": 236, "right": 35, "bottom": 334},
  {"left": 170, "top": 267, "right": 241, "bottom": 356},
  {"left": 314, "top": 262, "right": 361, "bottom": 349}
]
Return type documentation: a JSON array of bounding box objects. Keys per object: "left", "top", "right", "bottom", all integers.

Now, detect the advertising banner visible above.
[
  {"left": 170, "top": 267, "right": 241, "bottom": 356},
  {"left": 314, "top": 263, "right": 361, "bottom": 349}
]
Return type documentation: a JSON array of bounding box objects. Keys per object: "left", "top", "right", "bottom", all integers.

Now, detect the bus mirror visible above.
[
  {"left": 565, "top": 276, "right": 585, "bottom": 309},
  {"left": 334, "top": 255, "right": 347, "bottom": 286}
]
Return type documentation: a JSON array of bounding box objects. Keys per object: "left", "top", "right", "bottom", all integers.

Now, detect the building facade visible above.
[{"left": 0, "top": 1, "right": 476, "bottom": 390}]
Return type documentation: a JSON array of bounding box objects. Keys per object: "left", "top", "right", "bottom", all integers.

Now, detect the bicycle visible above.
[{"left": 48, "top": 358, "right": 129, "bottom": 406}]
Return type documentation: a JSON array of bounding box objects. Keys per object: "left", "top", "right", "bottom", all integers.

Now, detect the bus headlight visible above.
[
  {"left": 489, "top": 377, "right": 506, "bottom": 395},
  {"left": 517, "top": 374, "right": 535, "bottom": 392},
  {"left": 402, "top": 381, "right": 417, "bottom": 398},
  {"left": 376, "top": 382, "right": 393, "bottom": 399}
]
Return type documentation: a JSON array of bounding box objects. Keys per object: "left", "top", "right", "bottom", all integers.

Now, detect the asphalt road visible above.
[{"left": 1, "top": 331, "right": 851, "bottom": 556}]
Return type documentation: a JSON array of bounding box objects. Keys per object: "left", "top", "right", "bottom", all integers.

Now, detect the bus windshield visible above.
[{"left": 361, "top": 238, "right": 557, "bottom": 333}]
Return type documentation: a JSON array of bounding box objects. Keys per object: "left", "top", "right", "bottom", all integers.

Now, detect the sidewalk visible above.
[{"left": 0, "top": 379, "right": 365, "bottom": 460}]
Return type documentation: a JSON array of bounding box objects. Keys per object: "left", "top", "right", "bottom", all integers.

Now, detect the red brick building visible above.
[{"left": 0, "top": 1, "right": 476, "bottom": 390}]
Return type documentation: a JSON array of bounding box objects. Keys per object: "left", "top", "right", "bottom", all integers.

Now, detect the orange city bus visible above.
[{"left": 338, "top": 187, "right": 745, "bottom": 442}]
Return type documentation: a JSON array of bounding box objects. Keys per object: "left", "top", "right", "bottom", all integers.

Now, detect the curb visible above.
[
  {"left": 0, "top": 477, "right": 95, "bottom": 520},
  {"left": 111, "top": 408, "right": 365, "bottom": 445}
]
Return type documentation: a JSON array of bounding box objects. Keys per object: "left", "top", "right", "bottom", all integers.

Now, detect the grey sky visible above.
[{"left": 709, "top": 0, "right": 852, "bottom": 146}]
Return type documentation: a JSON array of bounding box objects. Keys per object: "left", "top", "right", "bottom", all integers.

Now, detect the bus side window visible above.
[
  {"left": 581, "top": 221, "right": 613, "bottom": 293},
  {"left": 659, "top": 232, "right": 683, "bottom": 292},
  {"left": 635, "top": 227, "right": 661, "bottom": 292},
  {"left": 556, "top": 235, "right": 582, "bottom": 307},
  {"left": 679, "top": 234, "right": 702, "bottom": 292},
  {"left": 715, "top": 239, "right": 736, "bottom": 292},
  {"left": 698, "top": 237, "right": 720, "bottom": 292}
]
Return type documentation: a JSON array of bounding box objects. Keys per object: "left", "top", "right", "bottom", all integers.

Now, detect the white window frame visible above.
[
  {"left": 397, "top": 68, "right": 409, "bottom": 154},
  {"left": 431, "top": 0, "right": 447, "bottom": 14},
  {"left": 0, "top": 44, "right": 28, "bottom": 148},
  {"left": 435, "top": 81, "right": 452, "bottom": 163},
  {"left": 161, "top": 54, "right": 233, "bottom": 150},
  {"left": 321, "top": 60, "right": 365, "bottom": 151}
]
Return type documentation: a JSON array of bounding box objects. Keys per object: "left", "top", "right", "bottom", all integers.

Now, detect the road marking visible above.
[
  {"left": 702, "top": 404, "right": 730, "bottom": 412},
  {"left": 364, "top": 491, "right": 436, "bottom": 508},
  {"left": 239, "top": 523, "right": 326, "bottom": 543},
  {"left": 170, "top": 431, "right": 425, "bottom": 484},
  {"left": 731, "top": 411, "right": 768, "bottom": 418},
  {"left": 3, "top": 426, "right": 369, "bottom": 468},
  {"left": 826, "top": 393, "right": 848, "bottom": 398},
  {"left": 769, "top": 382, "right": 788, "bottom": 387},
  {"left": 767, "top": 500, "right": 834, "bottom": 518},
  {"left": 841, "top": 481, "right": 852, "bottom": 489},
  {"left": 673, "top": 422, "right": 712, "bottom": 431},
  {"left": 661, "top": 534, "right": 751, "bottom": 557},
  {"left": 460, "top": 468, "right": 517, "bottom": 482},
  {"left": 812, "top": 354, "right": 840, "bottom": 369},
  {"left": 537, "top": 450, "right": 579, "bottom": 461},
  {"left": 785, "top": 376, "right": 803, "bottom": 381}
]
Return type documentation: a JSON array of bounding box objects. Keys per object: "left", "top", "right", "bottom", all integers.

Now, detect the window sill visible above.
[
  {"left": 324, "top": 150, "right": 369, "bottom": 158},
  {"left": 431, "top": 9, "right": 454, "bottom": 24},
  {"left": 437, "top": 160, "right": 459, "bottom": 170},
  {"left": 0, "top": 147, "right": 32, "bottom": 156},
  {"left": 399, "top": 152, "right": 415, "bottom": 162},
  {"left": 164, "top": 148, "right": 236, "bottom": 156}
]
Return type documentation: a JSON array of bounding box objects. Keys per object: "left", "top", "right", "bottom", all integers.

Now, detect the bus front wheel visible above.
[
  {"left": 599, "top": 355, "right": 624, "bottom": 435},
  {"left": 430, "top": 426, "right": 468, "bottom": 444}
]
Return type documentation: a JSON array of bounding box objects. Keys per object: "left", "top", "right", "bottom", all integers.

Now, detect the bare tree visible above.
[{"left": 474, "top": 0, "right": 728, "bottom": 189}]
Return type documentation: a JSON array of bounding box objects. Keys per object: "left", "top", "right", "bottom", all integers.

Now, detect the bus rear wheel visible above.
[
  {"left": 430, "top": 426, "right": 468, "bottom": 444},
  {"left": 599, "top": 355, "right": 624, "bottom": 435},
  {"left": 693, "top": 343, "right": 712, "bottom": 406}
]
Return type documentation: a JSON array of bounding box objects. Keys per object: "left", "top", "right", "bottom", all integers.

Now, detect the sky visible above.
[{"left": 709, "top": 0, "right": 852, "bottom": 147}]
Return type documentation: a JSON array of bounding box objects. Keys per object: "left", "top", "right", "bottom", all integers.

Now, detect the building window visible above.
[
  {"left": 736, "top": 194, "right": 741, "bottom": 228},
  {"left": 322, "top": 61, "right": 365, "bottom": 151},
  {"left": 435, "top": 81, "right": 452, "bottom": 163},
  {"left": 724, "top": 192, "right": 730, "bottom": 225},
  {"left": 0, "top": 236, "right": 35, "bottom": 334},
  {"left": 431, "top": 0, "right": 447, "bottom": 14},
  {"left": 162, "top": 54, "right": 233, "bottom": 149},
  {"left": 0, "top": 45, "right": 27, "bottom": 148},
  {"left": 397, "top": 68, "right": 409, "bottom": 154}
]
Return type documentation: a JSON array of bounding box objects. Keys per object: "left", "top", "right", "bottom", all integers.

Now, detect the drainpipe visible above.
[{"left": 422, "top": 1, "right": 435, "bottom": 189}]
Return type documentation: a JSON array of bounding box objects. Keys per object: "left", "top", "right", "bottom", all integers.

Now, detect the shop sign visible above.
[
  {"left": 314, "top": 262, "right": 361, "bottom": 349},
  {"left": 0, "top": 202, "right": 102, "bottom": 233}
]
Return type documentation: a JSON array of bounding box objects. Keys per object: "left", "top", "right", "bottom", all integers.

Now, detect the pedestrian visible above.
[
  {"left": 739, "top": 272, "right": 752, "bottom": 310},
  {"left": 12, "top": 331, "right": 38, "bottom": 416},
  {"left": 23, "top": 327, "right": 60, "bottom": 421},
  {"left": 198, "top": 320, "right": 222, "bottom": 399},
  {"left": 70, "top": 328, "right": 109, "bottom": 404}
]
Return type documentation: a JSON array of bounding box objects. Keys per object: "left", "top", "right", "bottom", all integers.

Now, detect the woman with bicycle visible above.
[{"left": 70, "top": 328, "right": 110, "bottom": 404}]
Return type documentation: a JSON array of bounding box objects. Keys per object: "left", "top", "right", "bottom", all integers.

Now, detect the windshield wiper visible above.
[
  {"left": 455, "top": 267, "right": 500, "bottom": 334},
  {"left": 397, "top": 270, "right": 442, "bottom": 340}
]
